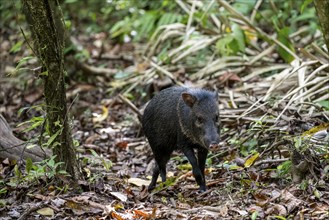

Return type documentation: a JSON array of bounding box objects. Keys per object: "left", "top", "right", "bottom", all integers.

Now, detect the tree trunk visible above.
[
  {"left": 314, "top": 0, "right": 329, "bottom": 54},
  {"left": 0, "top": 114, "right": 50, "bottom": 162},
  {"left": 22, "top": 0, "right": 80, "bottom": 180}
]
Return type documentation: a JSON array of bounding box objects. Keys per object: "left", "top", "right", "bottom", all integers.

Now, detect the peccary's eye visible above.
[
  {"left": 214, "top": 115, "right": 219, "bottom": 122},
  {"left": 196, "top": 116, "right": 203, "bottom": 124}
]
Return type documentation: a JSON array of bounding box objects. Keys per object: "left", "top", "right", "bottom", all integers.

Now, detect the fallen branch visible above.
[
  {"left": 75, "top": 61, "right": 118, "bottom": 76},
  {"left": 0, "top": 114, "right": 50, "bottom": 162}
]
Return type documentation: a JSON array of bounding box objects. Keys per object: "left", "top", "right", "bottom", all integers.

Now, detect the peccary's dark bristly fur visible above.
[{"left": 142, "top": 86, "right": 220, "bottom": 191}]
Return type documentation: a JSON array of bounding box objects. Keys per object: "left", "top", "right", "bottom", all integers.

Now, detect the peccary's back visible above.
[{"left": 142, "top": 87, "right": 188, "bottom": 151}]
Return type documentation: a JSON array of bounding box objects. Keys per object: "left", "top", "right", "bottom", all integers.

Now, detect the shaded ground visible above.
[{"left": 1, "top": 27, "right": 329, "bottom": 219}]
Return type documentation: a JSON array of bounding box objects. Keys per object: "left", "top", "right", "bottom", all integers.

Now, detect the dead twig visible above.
[
  {"left": 254, "top": 158, "right": 289, "bottom": 166},
  {"left": 75, "top": 61, "right": 117, "bottom": 76},
  {"left": 118, "top": 94, "right": 142, "bottom": 118}
]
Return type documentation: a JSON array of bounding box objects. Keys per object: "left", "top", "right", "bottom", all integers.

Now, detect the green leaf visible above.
[
  {"left": 114, "top": 71, "right": 132, "bottom": 79},
  {"left": 317, "top": 100, "right": 329, "bottom": 110},
  {"left": 232, "top": 0, "right": 256, "bottom": 15},
  {"left": 314, "top": 189, "right": 321, "bottom": 199},
  {"left": 18, "top": 116, "right": 44, "bottom": 132},
  {"left": 300, "top": 0, "right": 313, "bottom": 13},
  {"left": 47, "top": 156, "right": 56, "bottom": 167},
  {"left": 26, "top": 158, "right": 33, "bottom": 174},
  {"left": 177, "top": 163, "right": 192, "bottom": 171},
  {"left": 64, "top": 20, "right": 72, "bottom": 30},
  {"left": 273, "top": 216, "right": 286, "bottom": 220},
  {"left": 26, "top": 144, "right": 37, "bottom": 149},
  {"left": 294, "top": 137, "right": 302, "bottom": 149},
  {"left": 231, "top": 24, "right": 245, "bottom": 53},
  {"left": 229, "top": 165, "right": 243, "bottom": 170},
  {"left": 65, "top": 0, "right": 78, "bottom": 3},
  {"left": 156, "top": 176, "right": 176, "bottom": 190},
  {"left": 15, "top": 56, "right": 34, "bottom": 69},
  {"left": 73, "top": 139, "right": 80, "bottom": 147},
  {"left": 277, "top": 27, "right": 295, "bottom": 63},
  {"left": 14, "top": 165, "right": 22, "bottom": 178},
  {"left": 46, "top": 128, "right": 62, "bottom": 148},
  {"left": 158, "top": 13, "right": 180, "bottom": 26},
  {"left": 10, "top": 41, "right": 23, "bottom": 53},
  {"left": 102, "top": 159, "right": 112, "bottom": 171},
  {"left": 110, "top": 17, "right": 131, "bottom": 38},
  {"left": 54, "top": 120, "right": 61, "bottom": 127},
  {"left": 40, "top": 71, "right": 48, "bottom": 76},
  {"left": 0, "top": 187, "right": 8, "bottom": 195},
  {"left": 216, "top": 25, "right": 246, "bottom": 56},
  {"left": 216, "top": 35, "right": 235, "bottom": 56},
  {"left": 58, "top": 170, "right": 68, "bottom": 175},
  {"left": 17, "top": 107, "right": 29, "bottom": 117},
  {"left": 277, "top": 160, "right": 292, "bottom": 176},
  {"left": 89, "top": 149, "right": 99, "bottom": 157},
  {"left": 251, "top": 211, "right": 258, "bottom": 220},
  {"left": 139, "top": 11, "right": 157, "bottom": 37}
]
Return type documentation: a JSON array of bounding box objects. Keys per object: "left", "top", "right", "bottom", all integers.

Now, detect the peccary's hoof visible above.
[
  {"left": 148, "top": 185, "right": 155, "bottom": 192},
  {"left": 199, "top": 186, "right": 207, "bottom": 193}
]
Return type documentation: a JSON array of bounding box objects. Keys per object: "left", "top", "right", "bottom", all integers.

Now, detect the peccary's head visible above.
[{"left": 178, "top": 89, "right": 220, "bottom": 149}]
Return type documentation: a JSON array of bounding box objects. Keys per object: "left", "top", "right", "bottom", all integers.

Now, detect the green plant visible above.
[
  {"left": 28, "top": 156, "right": 67, "bottom": 180},
  {"left": 8, "top": 156, "right": 68, "bottom": 188},
  {"left": 0, "top": 180, "right": 7, "bottom": 196},
  {"left": 79, "top": 150, "right": 113, "bottom": 184},
  {"left": 17, "top": 113, "right": 45, "bottom": 132},
  {"left": 216, "top": 23, "right": 246, "bottom": 56},
  {"left": 17, "top": 105, "right": 68, "bottom": 150},
  {"left": 277, "top": 160, "right": 292, "bottom": 177},
  {"left": 89, "top": 149, "right": 112, "bottom": 171}
]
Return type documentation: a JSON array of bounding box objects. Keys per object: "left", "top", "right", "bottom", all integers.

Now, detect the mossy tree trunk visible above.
[
  {"left": 22, "top": 0, "right": 80, "bottom": 181},
  {"left": 314, "top": 0, "right": 329, "bottom": 54}
]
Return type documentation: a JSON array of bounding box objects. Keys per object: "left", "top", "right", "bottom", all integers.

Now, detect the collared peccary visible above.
[{"left": 142, "top": 86, "right": 220, "bottom": 192}]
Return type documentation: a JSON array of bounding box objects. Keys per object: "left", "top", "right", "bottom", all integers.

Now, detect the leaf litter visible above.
[{"left": 1, "top": 1, "right": 329, "bottom": 219}]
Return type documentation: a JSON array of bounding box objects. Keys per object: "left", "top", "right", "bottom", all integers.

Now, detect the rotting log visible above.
[{"left": 0, "top": 114, "right": 50, "bottom": 162}]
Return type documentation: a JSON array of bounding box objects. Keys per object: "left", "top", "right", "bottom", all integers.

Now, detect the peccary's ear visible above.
[{"left": 182, "top": 92, "right": 197, "bottom": 107}]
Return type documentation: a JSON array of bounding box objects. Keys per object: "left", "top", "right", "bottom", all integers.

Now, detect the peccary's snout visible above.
[
  {"left": 209, "top": 141, "right": 219, "bottom": 148},
  {"left": 207, "top": 137, "right": 219, "bottom": 149},
  {"left": 204, "top": 128, "right": 220, "bottom": 149}
]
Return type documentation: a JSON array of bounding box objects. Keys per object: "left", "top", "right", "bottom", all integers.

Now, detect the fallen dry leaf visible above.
[
  {"left": 281, "top": 189, "right": 303, "bottom": 213},
  {"left": 37, "top": 207, "right": 54, "bottom": 217},
  {"left": 128, "top": 177, "right": 151, "bottom": 187},
  {"left": 244, "top": 152, "right": 260, "bottom": 168},
  {"left": 109, "top": 191, "right": 128, "bottom": 202},
  {"left": 93, "top": 105, "right": 109, "bottom": 123}
]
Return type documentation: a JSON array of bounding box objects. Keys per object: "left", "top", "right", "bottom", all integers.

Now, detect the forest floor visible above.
[{"left": 1, "top": 30, "right": 329, "bottom": 219}]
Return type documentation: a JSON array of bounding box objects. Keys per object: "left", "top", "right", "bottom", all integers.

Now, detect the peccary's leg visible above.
[
  {"left": 148, "top": 163, "right": 159, "bottom": 191},
  {"left": 197, "top": 148, "right": 208, "bottom": 180},
  {"left": 148, "top": 152, "right": 171, "bottom": 191},
  {"left": 182, "top": 147, "right": 206, "bottom": 192}
]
